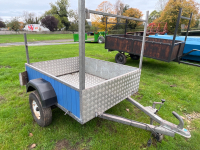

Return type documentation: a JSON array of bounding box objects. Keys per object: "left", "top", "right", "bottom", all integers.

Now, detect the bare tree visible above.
[
  {"left": 114, "top": 0, "right": 124, "bottom": 15},
  {"left": 69, "top": 10, "right": 78, "bottom": 23},
  {"left": 23, "top": 11, "right": 39, "bottom": 24},
  {"left": 156, "top": 0, "right": 168, "bottom": 11}
]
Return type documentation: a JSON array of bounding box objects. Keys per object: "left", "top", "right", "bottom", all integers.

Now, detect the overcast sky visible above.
[{"left": 0, "top": 0, "right": 199, "bottom": 22}]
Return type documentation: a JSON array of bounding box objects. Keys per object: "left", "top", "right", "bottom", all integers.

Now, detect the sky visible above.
[{"left": 0, "top": 0, "right": 198, "bottom": 22}]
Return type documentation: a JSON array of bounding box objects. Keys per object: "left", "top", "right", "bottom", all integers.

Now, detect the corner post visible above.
[
  {"left": 78, "top": 0, "right": 85, "bottom": 90},
  {"left": 125, "top": 19, "right": 128, "bottom": 35},
  {"left": 24, "top": 33, "right": 30, "bottom": 64},
  {"left": 139, "top": 11, "right": 149, "bottom": 69},
  {"left": 184, "top": 13, "right": 193, "bottom": 42}
]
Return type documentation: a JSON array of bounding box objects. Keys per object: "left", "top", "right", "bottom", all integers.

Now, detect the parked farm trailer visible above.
[
  {"left": 19, "top": 4, "right": 191, "bottom": 147},
  {"left": 105, "top": 8, "right": 200, "bottom": 67}
]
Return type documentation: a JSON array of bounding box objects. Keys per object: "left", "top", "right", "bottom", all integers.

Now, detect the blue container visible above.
[{"left": 149, "top": 35, "right": 200, "bottom": 61}]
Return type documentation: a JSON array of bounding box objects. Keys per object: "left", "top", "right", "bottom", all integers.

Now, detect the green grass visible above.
[
  {"left": 0, "top": 34, "right": 94, "bottom": 43},
  {"left": 0, "top": 43, "right": 200, "bottom": 150}
]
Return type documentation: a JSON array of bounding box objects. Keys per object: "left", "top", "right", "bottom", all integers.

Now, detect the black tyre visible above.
[
  {"left": 98, "top": 36, "right": 105, "bottom": 43},
  {"left": 130, "top": 54, "right": 140, "bottom": 60},
  {"left": 115, "top": 53, "right": 127, "bottom": 64},
  {"left": 29, "top": 91, "right": 52, "bottom": 127}
]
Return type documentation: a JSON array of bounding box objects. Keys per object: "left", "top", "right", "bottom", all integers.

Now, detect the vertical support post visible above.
[
  {"left": 139, "top": 11, "right": 149, "bottom": 69},
  {"left": 24, "top": 33, "right": 30, "bottom": 64},
  {"left": 78, "top": 0, "right": 85, "bottom": 90},
  {"left": 124, "top": 19, "right": 128, "bottom": 35},
  {"left": 168, "top": 8, "right": 182, "bottom": 62},
  {"left": 106, "top": 17, "right": 107, "bottom": 34},
  {"left": 184, "top": 13, "right": 193, "bottom": 42}
]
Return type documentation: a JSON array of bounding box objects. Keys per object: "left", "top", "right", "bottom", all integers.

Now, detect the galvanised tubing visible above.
[
  {"left": 78, "top": 0, "right": 85, "bottom": 90},
  {"left": 127, "top": 97, "right": 163, "bottom": 124},
  {"left": 99, "top": 113, "right": 175, "bottom": 137},
  {"left": 139, "top": 11, "right": 149, "bottom": 69},
  {"left": 181, "top": 16, "right": 191, "bottom": 20},
  {"left": 87, "top": 9, "right": 146, "bottom": 22}
]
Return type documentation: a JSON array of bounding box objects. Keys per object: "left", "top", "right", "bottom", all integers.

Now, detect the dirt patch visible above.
[
  {"left": 132, "top": 92, "right": 143, "bottom": 100},
  {"left": 55, "top": 138, "right": 91, "bottom": 150},
  {"left": 170, "top": 84, "right": 177, "bottom": 87},
  {"left": 182, "top": 112, "right": 200, "bottom": 131},
  {"left": 106, "top": 123, "right": 117, "bottom": 133},
  {"left": 0, "top": 96, "right": 5, "bottom": 102},
  {"left": 96, "top": 118, "right": 103, "bottom": 128},
  {"left": 55, "top": 139, "right": 71, "bottom": 150},
  {"left": 0, "top": 65, "right": 12, "bottom": 68}
]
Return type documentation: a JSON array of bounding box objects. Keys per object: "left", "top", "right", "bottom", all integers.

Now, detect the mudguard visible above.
[{"left": 27, "top": 78, "right": 57, "bottom": 108}]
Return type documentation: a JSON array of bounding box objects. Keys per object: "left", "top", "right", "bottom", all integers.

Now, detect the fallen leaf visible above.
[
  {"left": 157, "top": 92, "right": 160, "bottom": 95},
  {"left": 126, "top": 109, "right": 129, "bottom": 112},
  {"left": 30, "top": 144, "right": 36, "bottom": 149},
  {"left": 29, "top": 133, "right": 33, "bottom": 137}
]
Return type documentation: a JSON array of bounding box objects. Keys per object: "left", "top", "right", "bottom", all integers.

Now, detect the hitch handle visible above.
[{"left": 172, "top": 111, "right": 184, "bottom": 129}]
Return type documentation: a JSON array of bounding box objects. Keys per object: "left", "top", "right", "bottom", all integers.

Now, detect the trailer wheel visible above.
[
  {"left": 130, "top": 54, "right": 140, "bottom": 60},
  {"left": 29, "top": 91, "right": 52, "bottom": 127},
  {"left": 115, "top": 53, "right": 127, "bottom": 64},
  {"left": 98, "top": 36, "right": 105, "bottom": 43}
]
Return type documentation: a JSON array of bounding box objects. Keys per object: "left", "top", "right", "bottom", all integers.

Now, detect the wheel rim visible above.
[
  {"left": 32, "top": 100, "right": 41, "bottom": 119},
  {"left": 99, "top": 39, "right": 102, "bottom": 43}
]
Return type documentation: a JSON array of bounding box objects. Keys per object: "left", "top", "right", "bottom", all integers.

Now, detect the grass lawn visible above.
[
  {"left": 0, "top": 43, "right": 200, "bottom": 150},
  {"left": 0, "top": 34, "right": 94, "bottom": 43}
]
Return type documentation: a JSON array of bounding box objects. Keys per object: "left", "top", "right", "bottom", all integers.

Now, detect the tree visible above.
[
  {"left": 68, "top": 10, "right": 78, "bottom": 31},
  {"left": 194, "top": 14, "right": 200, "bottom": 28},
  {"left": 148, "top": 10, "right": 161, "bottom": 23},
  {"left": 41, "top": 16, "right": 59, "bottom": 31},
  {"left": 155, "top": 0, "right": 200, "bottom": 33},
  {"left": 0, "top": 20, "right": 6, "bottom": 28},
  {"left": 42, "top": 0, "right": 70, "bottom": 31},
  {"left": 91, "top": 1, "right": 116, "bottom": 31},
  {"left": 156, "top": 0, "right": 168, "bottom": 11},
  {"left": 23, "top": 11, "right": 39, "bottom": 24},
  {"left": 114, "top": 0, "right": 124, "bottom": 15},
  {"left": 85, "top": 20, "right": 91, "bottom": 32},
  {"left": 123, "top": 4, "right": 129, "bottom": 13},
  {"left": 123, "top": 8, "right": 143, "bottom": 29},
  {"left": 7, "top": 18, "right": 20, "bottom": 31}
]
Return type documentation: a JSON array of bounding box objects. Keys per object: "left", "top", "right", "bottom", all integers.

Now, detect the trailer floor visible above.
[{"left": 58, "top": 72, "right": 106, "bottom": 89}]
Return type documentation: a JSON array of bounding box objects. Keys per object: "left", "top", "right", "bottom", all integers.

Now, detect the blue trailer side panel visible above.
[{"left": 26, "top": 66, "right": 80, "bottom": 118}]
